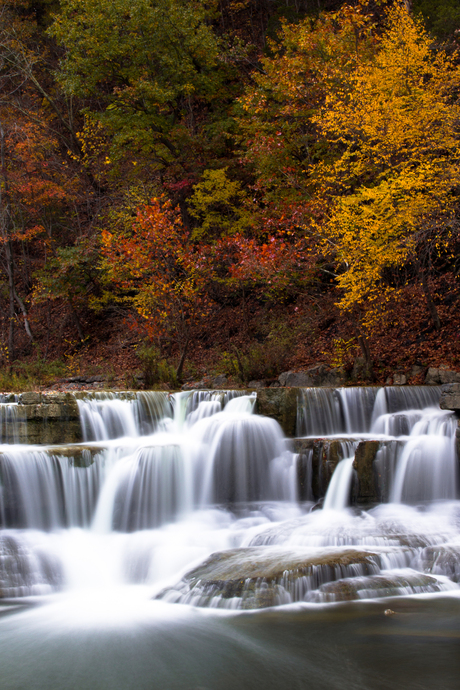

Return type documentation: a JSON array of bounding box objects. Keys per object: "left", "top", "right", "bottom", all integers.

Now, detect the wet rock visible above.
[
  {"left": 419, "top": 545, "right": 460, "bottom": 582},
  {"left": 155, "top": 547, "right": 382, "bottom": 609},
  {"left": 353, "top": 441, "right": 380, "bottom": 503},
  {"left": 293, "top": 438, "right": 354, "bottom": 499},
  {"left": 440, "top": 383, "right": 460, "bottom": 412},
  {"left": 255, "top": 388, "right": 298, "bottom": 437},
  {"left": 309, "top": 571, "right": 446, "bottom": 602},
  {"left": 45, "top": 445, "right": 104, "bottom": 467},
  {"left": 426, "top": 366, "right": 460, "bottom": 385}
]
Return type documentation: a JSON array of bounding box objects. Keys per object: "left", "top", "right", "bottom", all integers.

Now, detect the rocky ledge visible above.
[{"left": 155, "top": 547, "right": 383, "bottom": 609}]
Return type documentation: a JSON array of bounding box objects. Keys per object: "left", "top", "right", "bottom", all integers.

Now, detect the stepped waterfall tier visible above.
[{"left": 0, "top": 386, "right": 460, "bottom": 689}]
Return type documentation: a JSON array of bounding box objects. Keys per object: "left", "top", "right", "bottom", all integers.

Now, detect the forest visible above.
[{"left": 0, "top": 0, "right": 459, "bottom": 389}]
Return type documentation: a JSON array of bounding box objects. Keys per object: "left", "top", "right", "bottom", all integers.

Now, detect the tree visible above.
[
  {"left": 314, "top": 3, "right": 460, "bottom": 329},
  {"left": 50, "top": 0, "right": 225, "bottom": 176},
  {"left": 100, "top": 196, "right": 212, "bottom": 377}
]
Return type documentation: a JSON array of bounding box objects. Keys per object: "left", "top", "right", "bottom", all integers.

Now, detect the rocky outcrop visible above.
[
  {"left": 425, "top": 366, "right": 460, "bottom": 385},
  {"left": 294, "top": 437, "right": 401, "bottom": 504},
  {"left": 294, "top": 438, "right": 354, "bottom": 500},
  {"left": 278, "top": 365, "right": 348, "bottom": 388},
  {"left": 4, "top": 392, "right": 82, "bottom": 444},
  {"left": 255, "top": 387, "right": 298, "bottom": 437},
  {"left": 155, "top": 546, "right": 382, "bottom": 609}
]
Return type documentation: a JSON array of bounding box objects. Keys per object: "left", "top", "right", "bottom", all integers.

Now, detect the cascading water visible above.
[{"left": 0, "top": 384, "right": 459, "bottom": 690}]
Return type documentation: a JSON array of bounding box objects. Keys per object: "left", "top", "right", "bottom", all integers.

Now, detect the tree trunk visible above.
[{"left": 14, "top": 289, "right": 33, "bottom": 342}]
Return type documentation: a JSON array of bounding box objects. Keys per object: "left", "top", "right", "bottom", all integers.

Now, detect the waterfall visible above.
[
  {"left": 323, "top": 457, "right": 356, "bottom": 511},
  {"left": 0, "top": 398, "right": 21, "bottom": 444},
  {"left": 1, "top": 383, "right": 460, "bottom": 690},
  {"left": 296, "top": 387, "right": 378, "bottom": 436},
  {"left": 77, "top": 391, "right": 173, "bottom": 441}
]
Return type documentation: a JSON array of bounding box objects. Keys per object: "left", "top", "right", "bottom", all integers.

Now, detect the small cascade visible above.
[
  {"left": 370, "top": 385, "right": 442, "bottom": 426},
  {"left": 296, "top": 387, "right": 378, "bottom": 436},
  {"left": 191, "top": 411, "right": 295, "bottom": 505},
  {"left": 0, "top": 531, "right": 63, "bottom": 597},
  {"left": 0, "top": 396, "right": 21, "bottom": 444},
  {"left": 77, "top": 391, "right": 173, "bottom": 441},
  {"left": 101, "top": 444, "right": 191, "bottom": 532},
  {"left": 0, "top": 448, "right": 105, "bottom": 530},
  {"left": 323, "top": 457, "right": 355, "bottom": 511},
  {"left": 297, "top": 388, "right": 344, "bottom": 436}
]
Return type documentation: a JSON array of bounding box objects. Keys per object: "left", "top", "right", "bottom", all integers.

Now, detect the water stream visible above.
[{"left": 0, "top": 386, "right": 459, "bottom": 689}]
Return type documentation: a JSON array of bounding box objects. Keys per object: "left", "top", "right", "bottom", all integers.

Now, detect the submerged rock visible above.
[
  {"left": 309, "top": 570, "right": 448, "bottom": 602},
  {"left": 155, "top": 547, "right": 382, "bottom": 609}
]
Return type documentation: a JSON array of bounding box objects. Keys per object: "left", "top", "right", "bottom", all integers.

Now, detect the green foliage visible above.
[
  {"left": 34, "top": 240, "right": 100, "bottom": 306},
  {"left": 136, "top": 344, "right": 178, "bottom": 388},
  {"left": 50, "top": 0, "right": 225, "bottom": 169},
  {"left": 0, "top": 353, "right": 66, "bottom": 391},
  {"left": 413, "top": 0, "right": 460, "bottom": 40}
]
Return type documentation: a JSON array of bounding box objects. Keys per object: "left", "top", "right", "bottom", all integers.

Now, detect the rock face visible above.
[
  {"left": 155, "top": 547, "right": 382, "bottom": 609},
  {"left": 2, "top": 393, "right": 82, "bottom": 444},
  {"left": 294, "top": 438, "right": 355, "bottom": 500},
  {"left": 255, "top": 388, "right": 298, "bottom": 437},
  {"left": 440, "top": 383, "right": 460, "bottom": 411},
  {"left": 278, "top": 365, "right": 348, "bottom": 388},
  {"left": 425, "top": 367, "right": 460, "bottom": 385},
  {"left": 293, "top": 437, "right": 400, "bottom": 504}
]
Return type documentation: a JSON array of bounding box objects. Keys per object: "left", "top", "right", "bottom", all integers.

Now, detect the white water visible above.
[{"left": 0, "top": 385, "right": 459, "bottom": 690}]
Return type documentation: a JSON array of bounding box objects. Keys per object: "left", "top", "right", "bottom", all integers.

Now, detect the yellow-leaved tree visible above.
[{"left": 314, "top": 2, "right": 460, "bottom": 331}]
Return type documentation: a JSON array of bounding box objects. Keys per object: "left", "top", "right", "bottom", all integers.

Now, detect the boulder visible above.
[
  {"left": 309, "top": 571, "right": 445, "bottom": 602},
  {"left": 210, "top": 374, "right": 228, "bottom": 389},
  {"left": 155, "top": 547, "right": 382, "bottom": 609},
  {"left": 278, "top": 365, "right": 348, "bottom": 388}
]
